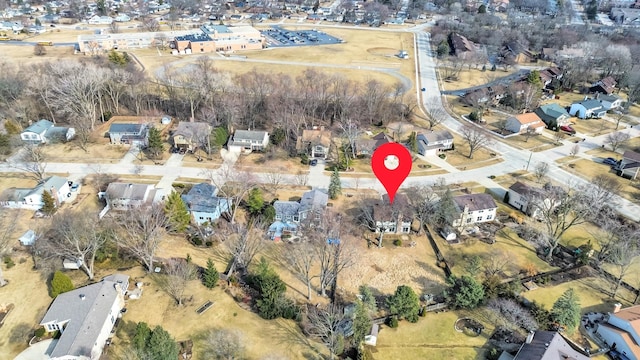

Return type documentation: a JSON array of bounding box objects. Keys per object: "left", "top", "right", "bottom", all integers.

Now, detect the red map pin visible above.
[{"left": 371, "top": 142, "right": 412, "bottom": 204}]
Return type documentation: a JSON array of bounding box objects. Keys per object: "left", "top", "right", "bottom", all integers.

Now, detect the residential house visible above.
[
  {"left": 416, "top": 130, "right": 454, "bottom": 156},
  {"left": 355, "top": 132, "right": 392, "bottom": 157},
  {"left": 171, "top": 121, "right": 211, "bottom": 152},
  {"left": 19, "top": 229, "right": 37, "bottom": 246},
  {"left": 617, "top": 150, "right": 640, "bottom": 180},
  {"left": 463, "top": 88, "right": 490, "bottom": 107},
  {"left": 0, "top": 176, "right": 70, "bottom": 210},
  {"left": 297, "top": 128, "right": 332, "bottom": 159},
  {"left": 39, "top": 274, "right": 129, "bottom": 360},
  {"left": 597, "top": 93, "right": 624, "bottom": 111},
  {"left": 87, "top": 15, "right": 113, "bottom": 24},
  {"left": 0, "top": 21, "right": 24, "bottom": 33},
  {"left": 591, "top": 76, "right": 617, "bottom": 95},
  {"left": 114, "top": 14, "right": 131, "bottom": 22},
  {"left": 610, "top": 7, "right": 640, "bottom": 25},
  {"left": 596, "top": 303, "right": 640, "bottom": 360},
  {"left": 534, "top": 103, "right": 571, "bottom": 130},
  {"left": 501, "top": 41, "right": 536, "bottom": 64},
  {"left": 505, "top": 113, "right": 545, "bottom": 135},
  {"left": 448, "top": 33, "right": 478, "bottom": 57},
  {"left": 228, "top": 129, "right": 270, "bottom": 153},
  {"left": 20, "top": 119, "right": 75, "bottom": 144},
  {"left": 452, "top": 193, "right": 497, "bottom": 229},
  {"left": 108, "top": 123, "right": 148, "bottom": 146},
  {"left": 506, "top": 181, "right": 558, "bottom": 218},
  {"left": 372, "top": 194, "right": 412, "bottom": 234},
  {"left": 268, "top": 189, "right": 328, "bottom": 241},
  {"left": 538, "top": 67, "right": 563, "bottom": 88},
  {"left": 569, "top": 99, "right": 606, "bottom": 119},
  {"left": 104, "top": 182, "right": 157, "bottom": 210},
  {"left": 181, "top": 183, "right": 231, "bottom": 224},
  {"left": 503, "top": 331, "right": 590, "bottom": 360}
]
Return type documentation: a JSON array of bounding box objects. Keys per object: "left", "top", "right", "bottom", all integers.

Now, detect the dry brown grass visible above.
[
  {"left": 570, "top": 118, "right": 617, "bottom": 137},
  {"left": 502, "top": 132, "right": 561, "bottom": 152},
  {"left": 234, "top": 149, "right": 309, "bottom": 174},
  {"left": 42, "top": 142, "right": 128, "bottom": 163},
  {"left": 441, "top": 67, "right": 517, "bottom": 91},
  {"left": 0, "top": 44, "right": 77, "bottom": 67}
]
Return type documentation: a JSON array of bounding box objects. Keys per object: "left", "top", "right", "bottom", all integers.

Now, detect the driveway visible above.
[{"left": 14, "top": 339, "right": 55, "bottom": 360}]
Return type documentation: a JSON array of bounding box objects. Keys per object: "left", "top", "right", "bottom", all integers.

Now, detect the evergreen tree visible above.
[
  {"left": 202, "top": 258, "right": 219, "bottom": 289},
  {"left": 527, "top": 70, "right": 542, "bottom": 86},
  {"left": 210, "top": 127, "right": 229, "bottom": 150},
  {"left": 352, "top": 301, "right": 372, "bottom": 345},
  {"left": 41, "top": 190, "right": 57, "bottom": 216},
  {"left": 132, "top": 322, "right": 151, "bottom": 352},
  {"left": 147, "top": 127, "right": 163, "bottom": 158},
  {"left": 50, "top": 270, "right": 74, "bottom": 298},
  {"left": 359, "top": 285, "right": 377, "bottom": 313},
  {"left": 250, "top": 258, "right": 286, "bottom": 320},
  {"left": 164, "top": 191, "right": 190, "bottom": 233},
  {"left": 328, "top": 169, "right": 342, "bottom": 200},
  {"left": 445, "top": 275, "right": 485, "bottom": 309},
  {"left": 147, "top": 326, "right": 179, "bottom": 360},
  {"left": 436, "top": 40, "right": 450, "bottom": 58},
  {"left": 435, "top": 189, "right": 457, "bottom": 228},
  {"left": 386, "top": 285, "right": 420, "bottom": 323},
  {"left": 246, "top": 188, "right": 264, "bottom": 216},
  {"left": 270, "top": 127, "right": 286, "bottom": 146},
  {"left": 407, "top": 132, "right": 418, "bottom": 153},
  {"left": 551, "top": 288, "right": 581, "bottom": 332}
]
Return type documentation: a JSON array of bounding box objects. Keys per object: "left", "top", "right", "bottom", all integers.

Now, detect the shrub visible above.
[
  {"left": 388, "top": 316, "right": 399, "bottom": 328},
  {"left": 439, "top": 154, "right": 446, "bottom": 159},
  {"left": 50, "top": 271, "right": 74, "bottom": 298},
  {"left": 393, "top": 239, "right": 402, "bottom": 246},
  {"left": 34, "top": 327, "right": 46, "bottom": 338},
  {"left": 4, "top": 256, "right": 15, "bottom": 269},
  {"left": 300, "top": 153, "right": 309, "bottom": 165},
  {"left": 205, "top": 241, "right": 213, "bottom": 247}
]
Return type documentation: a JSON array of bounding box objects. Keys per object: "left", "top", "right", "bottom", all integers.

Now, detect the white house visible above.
[
  {"left": 452, "top": 193, "right": 497, "bottom": 229},
  {"left": 596, "top": 303, "right": 640, "bottom": 360},
  {"left": 268, "top": 189, "right": 328, "bottom": 241},
  {"left": 114, "top": 14, "right": 131, "bottom": 22},
  {"left": 416, "top": 130, "right": 454, "bottom": 156},
  {"left": 108, "top": 123, "right": 148, "bottom": 146},
  {"left": 104, "top": 182, "right": 158, "bottom": 210},
  {"left": 228, "top": 129, "right": 269, "bottom": 153},
  {"left": 0, "top": 176, "right": 70, "bottom": 210},
  {"left": 39, "top": 274, "right": 129, "bottom": 360},
  {"left": 0, "top": 21, "right": 24, "bottom": 33},
  {"left": 598, "top": 94, "right": 624, "bottom": 111},
  {"left": 505, "top": 113, "right": 545, "bottom": 135},
  {"left": 181, "top": 183, "right": 231, "bottom": 225},
  {"left": 373, "top": 194, "right": 412, "bottom": 234},
  {"left": 569, "top": 99, "right": 607, "bottom": 119},
  {"left": 20, "top": 119, "right": 75, "bottom": 144},
  {"left": 297, "top": 128, "right": 332, "bottom": 159},
  {"left": 87, "top": 15, "right": 113, "bottom": 24}
]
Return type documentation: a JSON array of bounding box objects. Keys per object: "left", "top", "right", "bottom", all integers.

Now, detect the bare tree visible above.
[
  {"left": 112, "top": 204, "right": 168, "bottom": 272},
  {"left": 405, "top": 185, "right": 438, "bottom": 235},
  {"left": 553, "top": 131, "right": 565, "bottom": 144},
  {"left": 294, "top": 171, "right": 309, "bottom": 186},
  {"left": 263, "top": 167, "right": 286, "bottom": 195},
  {"left": 203, "top": 165, "right": 257, "bottom": 224},
  {"left": 530, "top": 183, "right": 591, "bottom": 261},
  {"left": 306, "top": 304, "right": 346, "bottom": 360},
  {"left": 592, "top": 213, "right": 630, "bottom": 267},
  {"left": 160, "top": 258, "right": 197, "bottom": 306},
  {"left": 339, "top": 119, "right": 360, "bottom": 159},
  {"left": 44, "top": 211, "right": 108, "bottom": 280},
  {"left": 608, "top": 232, "right": 640, "bottom": 299},
  {"left": 224, "top": 223, "right": 264, "bottom": 276},
  {"left": 141, "top": 16, "right": 159, "bottom": 32},
  {"left": 585, "top": 175, "right": 622, "bottom": 213},
  {"left": 483, "top": 249, "right": 512, "bottom": 277},
  {"left": 460, "top": 123, "right": 493, "bottom": 159},
  {"left": 109, "top": 21, "right": 120, "bottom": 33},
  {"left": 311, "top": 212, "right": 355, "bottom": 297},
  {"left": 283, "top": 242, "right": 318, "bottom": 301},
  {"left": 605, "top": 132, "right": 631, "bottom": 152},
  {"left": 10, "top": 144, "right": 48, "bottom": 182},
  {"left": 202, "top": 328, "right": 246, "bottom": 360},
  {"left": 533, "top": 162, "right": 550, "bottom": 183},
  {"left": 424, "top": 107, "right": 448, "bottom": 130},
  {"left": 523, "top": 127, "right": 537, "bottom": 143},
  {"left": 0, "top": 209, "right": 19, "bottom": 286}
]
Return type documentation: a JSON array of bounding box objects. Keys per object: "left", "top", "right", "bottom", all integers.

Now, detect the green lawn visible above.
[{"left": 374, "top": 310, "right": 491, "bottom": 360}]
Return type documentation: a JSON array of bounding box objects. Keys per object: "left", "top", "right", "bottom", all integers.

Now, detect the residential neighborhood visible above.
[{"left": 1, "top": 0, "right": 640, "bottom": 359}]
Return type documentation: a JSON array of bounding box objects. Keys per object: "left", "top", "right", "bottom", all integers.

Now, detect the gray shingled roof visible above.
[
  {"left": 173, "top": 122, "right": 210, "bottom": 139},
  {"left": 181, "top": 183, "right": 228, "bottom": 213},
  {"left": 233, "top": 130, "right": 268, "bottom": 142},
  {"left": 453, "top": 193, "right": 497, "bottom": 213},
  {"left": 40, "top": 274, "right": 129, "bottom": 358},
  {"left": 624, "top": 150, "right": 640, "bottom": 163},
  {"left": 420, "top": 130, "right": 453, "bottom": 144},
  {"left": 109, "top": 123, "right": 144, "bottom": 134},
  {"left": 300, "top": 189, "right": 328, "bottom": 213},
  {"left": 578, "top": 99, "right": 603, "bottom": 110},
  {"left": 273, "top": 201, "right": 300, "bottom": 217},
  {"left": 26, "top": 176, "right": 68, "bottom": 198},
  {"left": 105, "top": 183, "right": 151, "bottom": 201},
  {"left": 23, "top": 119, "right": 53, "bottom": 134},
  {"left": 513, "top": 331, "right": 588, "bottom": 359},
  {"left": 536, "top": 103, "right": 569, "bottom": 119}
]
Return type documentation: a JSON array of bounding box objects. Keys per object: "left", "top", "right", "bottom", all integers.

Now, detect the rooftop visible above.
[
  {"left": 514, "top": 113, "right": 543, "bottom": 125},
  {"left": 109, "top": 123, "right": 144, "bottom": 134},
  {"left": 23, "top": 119, "right": 54, "bottom": 134},
  {"left": 300, "top": 189, "right": 328, "bottom": 214},
  {"left": 40, "top": 274, "right": 129, "bottom": 358},
  {"left": 233, "top": 130, "right": 268, "bottom": 142},
  {"left": 105, "top": 183, "right": 153, "bottom": 201},
  {"left": 273, "top": 200, "right": 300, "bottom": 217},
  {"left": 453, "top": 193, "right": 498, "bottom": 213},
  {"left": 513, "top": 331, "right": 589, "bottom": 360},
  {"left": 419, "top": 130, "right": 454, "bottom": 143},
  {"left": 536, "top": 103, "right": 569, "bottom": 119},
  {"left": 181, "top": 183, "right": 228, "bottom": 213},
  {"left": 299, "top": 128, "right": 332, "bottom": 148},
  {"left": 623, "top": 150, "right": 640, "bottom": 163},
  {"left": 577, "top": 99, "right": 603, "bottom": 110},
  {"left": 173, "top": 121, "right": 210, "bottom": 140}
]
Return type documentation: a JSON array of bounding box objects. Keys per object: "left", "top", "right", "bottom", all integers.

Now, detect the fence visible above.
[{"left": 425, "top": 227, "right": 452, "bottom": 278}]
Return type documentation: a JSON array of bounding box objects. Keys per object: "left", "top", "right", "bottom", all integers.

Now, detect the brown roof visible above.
[
  {"left": 453, "top": 193, "right": 497, "bottom": 212},
  {"left": 598, "top": 323, "right": 640, "bottom": 359},
  {"left": 450, "top": 33, "right": 476, "bottom": 55},
  {"left": 514, "top": 113, "right": 543, "bottom": 125},
  {"left": 173, "top": 121, "right": 210, "bottom": 139},
  {"left": 372, "top": 193, "right": 411, "bottom": 221},
  {"left": 623, "top": 150, "right": 640, "bottom": 163},
  {"left": 299, "top": 128, "right": 332, "bottom": 148}
]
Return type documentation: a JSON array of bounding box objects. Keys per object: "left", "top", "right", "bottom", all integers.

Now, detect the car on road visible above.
[
  {"left": 559, "top": 125, "right": 576, "bottom": 135},
  {"left": 603, "top": 157, "right": 618, "bottom": 166},
  {"left": 310, "top": 159, "right": 318, "bottom": 166}
]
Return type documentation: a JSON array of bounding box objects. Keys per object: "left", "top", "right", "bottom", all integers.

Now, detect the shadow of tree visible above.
[
  {"left": 268, "top": 319, "right": 325, "bottom": 360},
  {"left": 9, "top": 322, "right": 33, "bottom": 345}
]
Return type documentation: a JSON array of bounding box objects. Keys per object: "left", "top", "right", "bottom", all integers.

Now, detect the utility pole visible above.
[{"left": 525, "top": 151, "right": 533, "bottom": 171}]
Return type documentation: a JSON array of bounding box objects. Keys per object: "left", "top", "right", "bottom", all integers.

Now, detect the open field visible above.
[
  {"left": 440, "top": 67, "right": 517, "bottom": 91},
  {"left": 0, "top": 44, "right": 77, "bottom": 67},
  {"left": 374, "top": 309, "right": 492, "bottom": 360}
]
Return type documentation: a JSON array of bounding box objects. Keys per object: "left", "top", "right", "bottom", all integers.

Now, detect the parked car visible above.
[
  {"left": 603, "top": 157, "right": 618, "bottom": 166},
  {"left": 559, "top": 125, "right": 576, "bottom": 135},
  {"left": 310, "top": 159, "right": 318, "bottom": 166},
  {"left": 70, "top": 183, "right": 80, "bottom": 192}
]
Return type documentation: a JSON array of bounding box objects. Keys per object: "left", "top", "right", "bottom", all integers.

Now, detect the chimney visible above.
[
  {"left": 526, "top": 331, "right": 535, "bottom": 344},
  {"left": 613, "top": 303, "right": 622, "bottom": 313}
]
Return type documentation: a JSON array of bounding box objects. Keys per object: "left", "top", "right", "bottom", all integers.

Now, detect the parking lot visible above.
[{"left": 260, "top": 26, "right": 342, "bottom": 47}]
